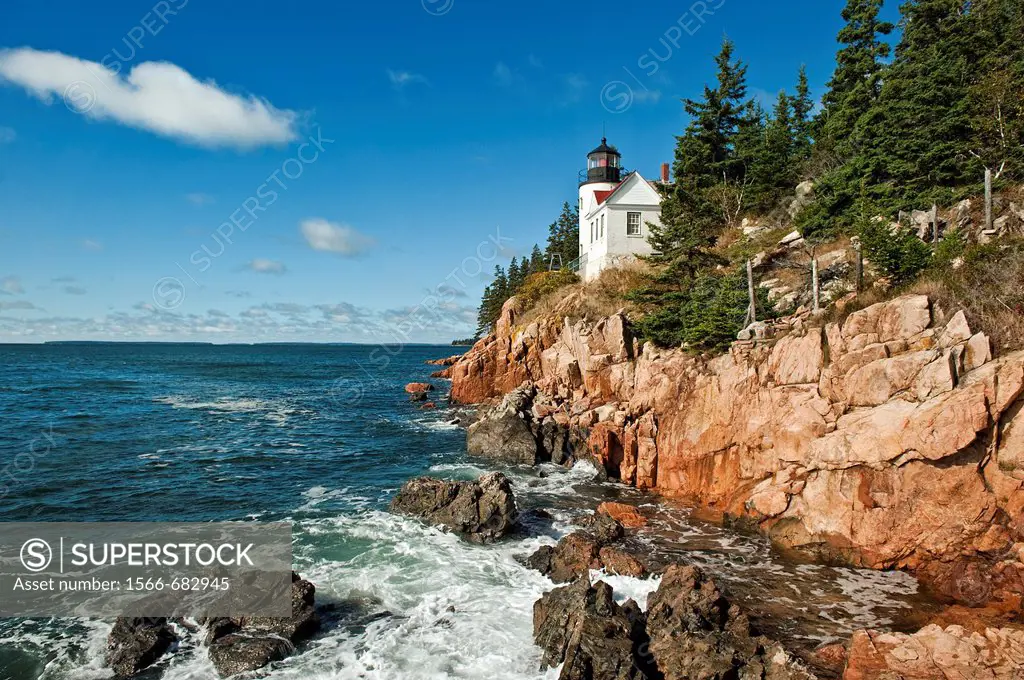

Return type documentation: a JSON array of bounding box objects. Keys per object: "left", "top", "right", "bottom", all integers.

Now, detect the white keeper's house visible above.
[{"left": 574, "top": 138, "right": 667, "bottom": 281}]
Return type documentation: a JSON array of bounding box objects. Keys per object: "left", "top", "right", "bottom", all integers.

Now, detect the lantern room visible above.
[{"left": 583, "top": 138, "right": 622, "bottom": 185}]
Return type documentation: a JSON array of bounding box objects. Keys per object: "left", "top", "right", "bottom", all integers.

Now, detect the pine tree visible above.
[
  {"left": 545, "top": 202, "right": 580, "bottom": 269},
  {"left": 507, "top": 258, "right": 522, "bottom": 292},
  {"left": 819, "top": 0, "right": 894, "bottom": 158},
  {"left": 748, "top": 92, "right": 797, "bottom": 211},
  {"left": 475, "top": 282, "right": 494, "bottom": 337},
  {"left": 790, "top": 66, "right": 815, "bottom": 162},
  {"left": 968, "top": 0, "right": 1024, "bottom": 181},
  {"left": 674, "top": 38, "right": 752, "bottom": 189},
  {"left": 862, "top": 0, "right": 978, "bottom": 208},
  {"left": 529, "top": 244, "right": 545, "bottom": 272},
  {"left": 648, "top": 38, "right": 752, "bottom": 281}
]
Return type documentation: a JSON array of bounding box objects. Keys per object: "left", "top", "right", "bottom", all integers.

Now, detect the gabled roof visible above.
[{"left": 586, "top": 172, "right": 661, "bottom": 218}]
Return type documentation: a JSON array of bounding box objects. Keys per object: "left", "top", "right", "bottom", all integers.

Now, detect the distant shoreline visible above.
[{"left": 0, "top": 341, "right": 467, "bottom": 348}]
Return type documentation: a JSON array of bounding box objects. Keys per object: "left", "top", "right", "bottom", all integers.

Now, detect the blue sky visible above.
[{"left": 0, "top": 0, "right": 901, "bottom": 343}]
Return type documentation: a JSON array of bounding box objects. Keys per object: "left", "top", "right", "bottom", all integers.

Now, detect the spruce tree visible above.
[
  {"left": 529, "top": 244, "right": 545, "bottom": 272},
  {"left": 545, "top": 202, "right": 580, "bottom": 269},
  {"left": 819, "top": 0, "right": 894, "bottom": 158},
  {"left": 862, "top": 0, "right": 977, "bottom": 208},
  {"left": 968, "top": 0, "right": 1024, "bottom": 181},
  {"left": 791, "top": 66, "right": 815, "bottom": 162},
  {"left": 507, "top": 258, "right": 522, "bottom": 292},
  {"left": 648, "top": 38, "right": 751, "bottom": 281},
  {"left": 748, "top": 92, "right": 797, "bottom": 211}
]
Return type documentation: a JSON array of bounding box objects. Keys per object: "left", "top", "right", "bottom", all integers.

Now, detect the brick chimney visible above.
[{"left": 660, "top": 163, "right": 670, "bottom": 183}]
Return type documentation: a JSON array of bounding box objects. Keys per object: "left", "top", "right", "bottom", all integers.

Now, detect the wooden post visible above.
[
  {"left": 746, "top": 259, "right": 756, "bottom": 325},
  {"left": 812, "top": 256, "right": 820, "bottom": 312},
  {"left": 985, "top": 167, "right": 994, "bottom": 231},
  {"left": 932, "top": 203, "right": 939, "bottom": 245},
  {"left": 855, "top": 243, "right": 864, "bottom": 293}
]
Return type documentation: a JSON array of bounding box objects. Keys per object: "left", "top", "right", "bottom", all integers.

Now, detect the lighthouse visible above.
[
  {"left": 578, "top": 138, "right": 622, "bottom": 226},
  {"left": 576, "top": 138, "right": 664, "bottom": 281}
]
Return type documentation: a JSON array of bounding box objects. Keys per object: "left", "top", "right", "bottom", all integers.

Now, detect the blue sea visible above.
[{"left": 0, "top": 343, "right": 937, "bottom": 679}]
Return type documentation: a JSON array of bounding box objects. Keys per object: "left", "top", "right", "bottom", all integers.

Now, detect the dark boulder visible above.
[
  {"left": 390, "top": 472, "right": 518, "bottom": 543},
  {"left": 466, "top": 388, "right": 541, "bottom": 464},
  {"left": 527, "top": 516, "right": 646, "bottom": 583},
  {"left": 645, "top": 565, "right": 816, "bottom": 680},
  {"left": 534, "top": 578, "right": 646, "bottom": 680},
  {"left": 105, "top": 617, "right": 177, "bottom": 678},
  {"left": 206, "top": 573, "right": 321, "bottom": 677},
  {"left": 466, "top": 385, "right": 573, "bottom": 465},
  {"left": 208, "top": 635, "right": 293, "bottom": 677}
]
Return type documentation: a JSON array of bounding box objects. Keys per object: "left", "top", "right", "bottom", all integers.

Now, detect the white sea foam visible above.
[{"left": 589, "top": 570, "right": 662, "bottom": 611}]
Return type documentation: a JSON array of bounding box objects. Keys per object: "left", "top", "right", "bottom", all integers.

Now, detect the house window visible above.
[
  {"left": 627, "top": 212, "right": 642, "bottom": 236},
  {"left": 600, "top": 215, "right": 605, "bottom": 238}
]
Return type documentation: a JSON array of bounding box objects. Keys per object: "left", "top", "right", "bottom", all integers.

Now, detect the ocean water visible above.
[{"left": 0, "top": 343, "right": 938, "bottom": 679}]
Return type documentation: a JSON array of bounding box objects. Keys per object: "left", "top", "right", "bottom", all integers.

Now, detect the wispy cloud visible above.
[
  {"left": 82, "top": 239, "right": 103, "bottom": 251},
  {"left": 1, "top": 276, "right": 24, "bottom": 295},
  {"left": 245, "top": 258, "right": 287, "bottom": 275},
  {"left": 493, "top": 62, "right": 514, "bottom": 87},
  {"left": 0, "top": 47, "right": 299, "bottom": 148},
  {"left": 0, "top": 300, "right": 37, "bottom": 311},
  {"left": 633, "top": 89, "right": 663, "bottom": 105},
  {"left": 63, "top": 285, "right": 87, "bottom": 295},
  {"left": 185, "top": 192, "right": 215, "bottom": 206},
  {"left": 0, "top": 126, "right": 15, "bottom": 144},
  {"left": 528, "top": 54, "right": 544, "bottom": 69},
  {"left": 300, "top": 218, "right": 374, "bottom": 256},
  {"left": 562, "top": 73, "right": 589, "bottom": 104},
  {"left": 387, "top": 69, "right": 429, "bottom": 89}
]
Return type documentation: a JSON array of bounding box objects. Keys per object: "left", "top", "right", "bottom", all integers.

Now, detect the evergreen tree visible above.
[
  {"left": 529, "top": 244, "right": 545, "bottom": 272},
  {"left": 545, "top": 202, "right": 580, "bottom": 268},
  {"left": 861, "top": 0, "right": 977, "bottom": 208},
  {"left": 790, "top": 66, "right": 815, "bottom": 161},
  {"left": 475, "top": 282, "right": 494, "bottom": 337},
  {"left": 968, "top": 0, "right": 1024, "bottom": 181},
  {"left": 818, "top": 0, "right": 894, "bottom": 158},
  {"left": 748, "top": 92, "right": 798, "bottom": 211},
  {"left": 674, "top": 38, "right": 752, "bottom": 189},
  {"left": 475, "top": 265, "right": 510, "bottom": 335},
  {"left": 507, "top": 258, "right": 522, "bottom": 292},
  {"left": 648, "top": 38, "right": 752, "bottom": 281}
]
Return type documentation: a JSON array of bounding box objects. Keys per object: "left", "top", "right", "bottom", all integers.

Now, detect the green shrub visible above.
[
  {"left": 516, "top": 270, "right": 578, "bottom": 310},
  {"left": 631, "top": 270, "right": 773, "bottom": 351},
  {"left": 857, "top": 215, "right": 933, "bottom": 285}
]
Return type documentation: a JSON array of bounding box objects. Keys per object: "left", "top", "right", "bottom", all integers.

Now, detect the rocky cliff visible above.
[{"left": 450, "top": 295, "right": 1024, "bottom": 618}]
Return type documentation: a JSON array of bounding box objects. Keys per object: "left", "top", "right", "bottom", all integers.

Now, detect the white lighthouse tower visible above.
[{"left": 576, "top": 138, "right": 664, "bottom": 281}]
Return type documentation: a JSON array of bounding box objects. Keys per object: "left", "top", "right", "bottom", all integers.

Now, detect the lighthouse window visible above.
[
  {"left": 627, "top": 212, "right": 642, "bottom": 235},
  {"left": 600, "top": 215, "right": 605, "bottom": 238}
]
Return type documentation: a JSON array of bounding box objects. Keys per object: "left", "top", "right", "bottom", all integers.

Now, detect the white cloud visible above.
[
  {"left": 528, "top": 54, "right": 544, "bottom": 69},
  {"left": 1, "top": 276, "right": 23, "bottom": 295},
  {"left": 300, "top": 219, "right": 374, "bottom": 256},
  {"left": 633, "top": 89, "right": 663, "bottom": 105},
  {"left": 0, "top": 126, "right": 15, "bottom": 143},
  {"left": 82, "top": 239, "right": 103, "bottom": 251},
  {"left": 0, "top": 47, "right": 298, "bottom": 148},
  {"left": 387, "top": 69, "right": 429, "bottom": 89},
  {"left": 0, "top": 300, "right": 37, "bottom": 311},
  {"left": 245, "top": 258, "right": 287, "bottom": 275},
  {"left": 185, "top": 192, "right": 215, "bottom": 206},
  {"left": 63, "top": 285, "right": 87, "bottom": 295},
  {"left": 493, "top": 62, "right": 514, "bottom": 87}
]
